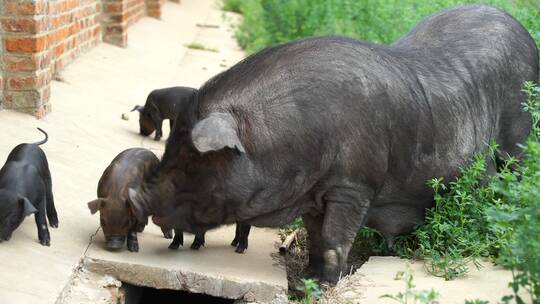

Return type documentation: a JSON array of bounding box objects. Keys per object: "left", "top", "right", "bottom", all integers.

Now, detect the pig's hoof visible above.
[
  {"left": 154, "top": 136, "right": 161, "bottom": 141},
  {"left": 168, "top": 242, "right": 181, "bottom": 250},
  {"left": 190, "top": 242, "right": 204, "bottom": 250},
  {"left": 127, "top": 243, "right": 139, "bottom": 252},
  {"left": 163, "top": 231, "right": 173, "bottom": 239},
  {"left": 39, "top": 238, "right": 50, "bottom": 246},
  {"left": 49, "top": 219, "right": 59, "bottom": 228},
  {"left": 235, "top": 246, "right": 246, "bottom": 254},
  {"left": 230, "top": 238, "right": 239, "bottom": 247}
]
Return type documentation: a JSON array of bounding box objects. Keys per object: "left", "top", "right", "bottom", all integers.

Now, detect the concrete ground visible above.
[
  {"left": 0, "top": 1, "right": 286, "bottom": 303},
  {"left": 324, "top": 257, "right": 522, "bottom": 304}
]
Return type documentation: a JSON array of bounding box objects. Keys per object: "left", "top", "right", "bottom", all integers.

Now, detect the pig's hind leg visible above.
[
  {"left": 34, "top": 197, "right": 51, "bottom": 246},
  {"left": 44, "top": 166, "right": 58, "bottom": 228}
]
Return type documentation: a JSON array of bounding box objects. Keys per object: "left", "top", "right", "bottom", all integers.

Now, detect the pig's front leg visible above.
[
  {"left": 126, "top": 228, "right": 139, "bottom": 252},
  {"left": 190, "top": 232, "right": 205, "bottom": 250},
  {"left": 318, "top": 186, "right": 371, "bottom": 283},
  {"left": 168, "top": 229, "right": 184, "bottom": 249},
  {"left": 231, "top": 222, "right": 251, "bottom": 253},
  {"left": 153, "top": 120, "right": 163, "bottom": 141}
]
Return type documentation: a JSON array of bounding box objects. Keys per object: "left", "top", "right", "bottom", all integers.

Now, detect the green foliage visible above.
[
  {"left": 488, "top": 83, "right": 540, "bottom": 304},
  {"left": 349, "top": 226, "right": 393, "bottom": 265},
  {"left": 287, "top": 217, "right": 304, "bottom": 230},
  {"left": 185, "top": 43, "right": 219, "bottom": 52},
  {"left": 522, "top": 81, "right": 540, "bottom": 140},
  {"left": 381, "top": 265, "right": 440, "bottom": 304},
  {"left": 222, "top": 0, "right": 242, "bottom": 13},
  {"left": 392, "top": 152, "right": 506, "bottom": 280},
  {"left": 225, "top": 0, "right": 539, "bottom": 54},
  {"left": 297, "top": 278, "right": 321, "bottom": 304}
]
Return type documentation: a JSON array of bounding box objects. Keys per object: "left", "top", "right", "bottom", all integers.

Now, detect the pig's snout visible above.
[{"left": 106, "top": 236, "right": 125, "bottom": 250}]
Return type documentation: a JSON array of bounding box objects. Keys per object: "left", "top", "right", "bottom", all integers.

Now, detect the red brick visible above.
[
  {"left": 7, "top": 71, "right": 50, "bottom": 91},
  {"left": 54, "top": 43, "right": 65, "bottom": 57},
  {"left": 1, "top": 18, "right": 47, "bottom": 33},
  {"left": 5, "top": 35, "right": 48, "bottom": 53},
  {"left": 3, "top": 54, "right": 38, "bottom": 71},
  {"left": 4, "top": 1, "right": 47, "bottom": 16}
]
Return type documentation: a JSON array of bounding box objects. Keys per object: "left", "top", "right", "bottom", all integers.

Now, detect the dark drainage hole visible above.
[{"left": 123, "top": 283, "right": 235, "bottom": 304}]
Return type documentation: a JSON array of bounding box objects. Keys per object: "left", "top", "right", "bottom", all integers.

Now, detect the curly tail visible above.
[{"left": 34, "top": 128, "right": 48, "bottom": 145}]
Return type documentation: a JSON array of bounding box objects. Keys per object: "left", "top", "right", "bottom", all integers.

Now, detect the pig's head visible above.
[
  {"left": 131, "top": 105, "right": 155, "bottom": 136},
  {"left": 127, "top": 111, "right": 246, "bottom": 235},
  {"left": 0, "top": 189, "right": 37, "bottom": 242},
  {"left": 88, "top": 197, "right": 143, "bottom": 250}
]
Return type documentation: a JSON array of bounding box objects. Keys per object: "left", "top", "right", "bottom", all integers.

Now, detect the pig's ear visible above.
[
  {"left": 191, "top": 112, "right": 245, "bottom": 153},
  {"left": 131, "top": 105, "right": 144, "bottom": 112},
  {"left": 128, "top": 188, "right": 148, "bottom": 223},
  {"left": 20, "top": 197, "right": 37, "bottom": 217},
  {"left": 87, "top": 199, "right": 104, "bottom": 215}
]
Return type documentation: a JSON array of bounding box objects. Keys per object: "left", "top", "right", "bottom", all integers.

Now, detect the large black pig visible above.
[{"left": 128, "top": 5, "right": 539, "bottom": 283}]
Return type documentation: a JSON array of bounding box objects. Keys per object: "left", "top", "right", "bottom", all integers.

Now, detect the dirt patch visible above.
[{"left": 280, "top": 227, "right": 392, "bottom": 300}]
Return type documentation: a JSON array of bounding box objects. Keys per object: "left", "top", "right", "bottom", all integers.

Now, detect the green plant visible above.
[
  {"left": 392, "top": 150, "right": 506, "bottom": 280},
  {"left": 522, "top": 81, "right": 540, "bottom": 140},
  {"left": 227, "top": 1, "right": 540, "bottom": 54},
  {"left": 488, "top": 82, "right": 540, "bottom": 304},
  {"left": 185, "top": 43, "right": 219, "bottom": 52},
  {"left": 381, "top": 264, "right": 440, "bottom": 304},
  {"left": 222, "top": 0, "right": 242, "bottom": 13},
  {"left": 297, "top": 278, "right": 322, "bottom": 304}
]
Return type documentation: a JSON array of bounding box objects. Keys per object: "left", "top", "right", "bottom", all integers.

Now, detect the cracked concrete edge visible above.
[
  {"left": 55, "top": 260, "right": 125, "bottom": 304},
  {"left": 82, "top": 257, "right": 288, "bottom": 304},
  {"left": 54, "top": 261, "right": 85, "bottom": 304}
]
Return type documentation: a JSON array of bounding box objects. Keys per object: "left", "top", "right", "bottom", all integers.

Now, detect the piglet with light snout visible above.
[
  {"left": 0, "top": 128, "right": 58, "bottom": 246},
  {"left": 88, "top": 148, "right": 176, "bottom": 252},
  {"left": 131, "top": 86, "right": 197, "bottom": 141}
]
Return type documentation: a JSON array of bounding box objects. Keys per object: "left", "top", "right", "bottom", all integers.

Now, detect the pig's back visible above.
[{"left": 98, "top": 148, "right": 159, "bottom": 198}]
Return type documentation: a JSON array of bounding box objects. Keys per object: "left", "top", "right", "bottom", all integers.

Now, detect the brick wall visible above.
[
  {"left": 101, "top": 0, "right": 146, "bottom": 47},
  {"left": 146, "top": 0, "right": 167, "bottom": 19},
  {"left": 49, "top": 0, "right": 102, "bottom": 73},
  {"left": 1, "top": 0, "right": 53, "bottom": 116},
  {"left": 1, "top": 0, "right": 172, "bottom": 117}
]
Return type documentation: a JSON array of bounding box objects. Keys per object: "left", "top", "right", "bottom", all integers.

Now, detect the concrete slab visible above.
[
  {"left": 0, "top": 1, "right": 286, "bottom": 303},
  {"left": 323, "top": 256, "right": 522, "bottom": 304},
  {"left": 83, "top": 225, "right": 287, "bottom": 303}
]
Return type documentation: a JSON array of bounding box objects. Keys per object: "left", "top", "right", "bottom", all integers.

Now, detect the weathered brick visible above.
[
  {"left": 1, "top": 17, "right": 48, "bottom": 33},
  {"left": 4, "top": 1, "right": 48, "bottom": 16},
  {"left": 3, "top": 54, "right": 40, "bottom": 71},
  {"left": 105, "top": 3, "right": 125, "bottom": 13},
  {"left": 7, "top": 70, "right": 50, "bottom": 91},
  {"left": 5, "top": 35, "right": 48, "bottom": 53},
  {"left": 4, "top": 89, "right": 43, "bottom": 108}
]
